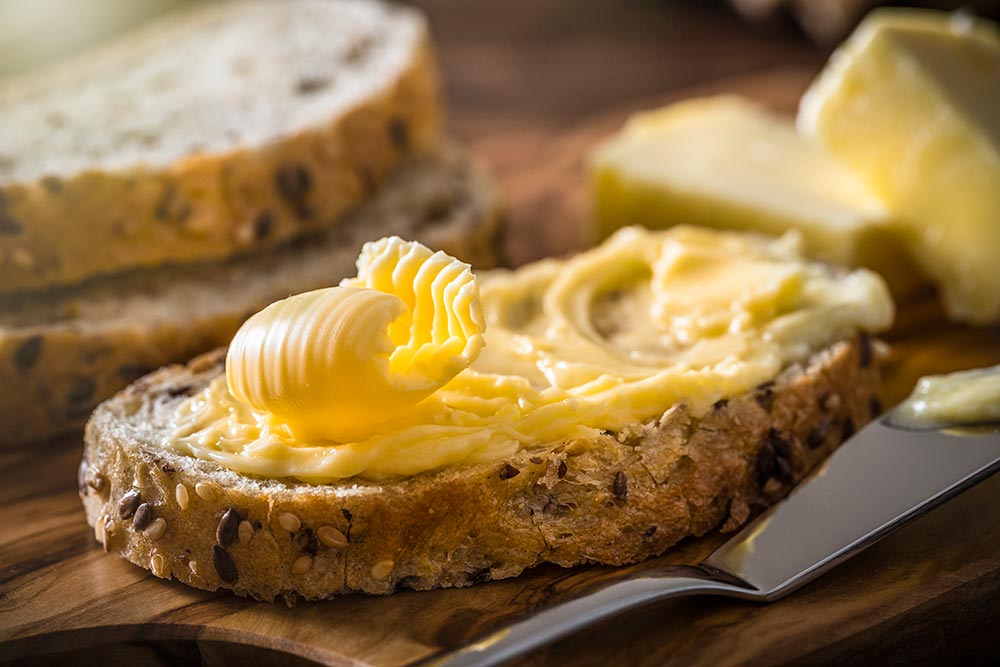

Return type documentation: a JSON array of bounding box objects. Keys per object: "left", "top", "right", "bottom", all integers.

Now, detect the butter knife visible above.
[{"left": 425, "top": 410, "right": 1000, "bottom": 667}]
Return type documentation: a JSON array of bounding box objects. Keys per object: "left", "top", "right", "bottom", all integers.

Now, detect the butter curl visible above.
[{"left": 226, "top": 238, "right": 485, "bottom": 442}]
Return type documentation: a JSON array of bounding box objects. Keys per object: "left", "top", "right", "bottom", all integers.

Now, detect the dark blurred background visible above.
[{"left": 1, "top": 0, "right": 996, "bottom": 141}]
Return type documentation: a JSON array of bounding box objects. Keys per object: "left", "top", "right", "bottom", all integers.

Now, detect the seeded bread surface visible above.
[
  {"left": 80, "top": 336, "right": 881, "bottom": 603},
  {"left": 0, "top": 0, "right": 440, "bottom": 293},
  {"left": 0, "top": 148, "right": 501, "bottom": 446}
]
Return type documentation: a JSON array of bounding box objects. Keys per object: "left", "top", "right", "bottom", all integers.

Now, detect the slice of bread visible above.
[
  {"left": 0, "top": 148, "right": 501, "bottom": 446},
  {"left": 80, "top": 334, "right": 880, "bottom": 602},
  {"left": 0, "top": 0, "right": 440, "bottom": 294}
]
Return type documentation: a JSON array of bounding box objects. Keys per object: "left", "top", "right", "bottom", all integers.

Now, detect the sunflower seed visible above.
[
  {"left": 118, "top": 490, "right": 141, "bottom": 519},
  {"left": 132, "top": 503, "right": 153, "bottom": 531},
  {"left": 216, "top": 508, "right": 241, "bottom": 547}
]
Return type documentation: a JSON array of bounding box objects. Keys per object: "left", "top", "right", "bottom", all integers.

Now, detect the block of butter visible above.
[
  {"left": 798, "top": 9, "right": 1000, "bottom": 323},
  {"left": 590, "top": 95, "right": 920, "bottom": 297}
]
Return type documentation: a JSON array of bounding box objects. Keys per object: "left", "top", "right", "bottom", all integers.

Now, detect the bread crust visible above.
[
  {"left": 0, "top": 23, "right": 440, "bottom": 294},
  {"left": 80, "top": 336, "right": 881, "bottom": 602},
  {"left": 0, "top": 149, "right": 501, "bottom": 446}
]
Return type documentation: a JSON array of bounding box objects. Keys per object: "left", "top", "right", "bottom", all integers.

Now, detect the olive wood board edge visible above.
[{"left": 3, "top": 67, "right": 1000, "bottom": 667}]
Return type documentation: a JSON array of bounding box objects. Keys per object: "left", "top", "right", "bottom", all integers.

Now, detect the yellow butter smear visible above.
[{"left": 169, "top": 227, "right": 893, "bottom": 482}]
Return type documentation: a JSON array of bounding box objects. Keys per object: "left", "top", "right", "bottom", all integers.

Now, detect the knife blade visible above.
[{"left": 425, "top": 412, "right": 1000, "bottom": 667}]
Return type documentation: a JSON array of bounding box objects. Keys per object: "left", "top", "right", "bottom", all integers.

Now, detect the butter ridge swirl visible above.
[{"left": 172, "top": 226, "right": 894, "bottom": 482}]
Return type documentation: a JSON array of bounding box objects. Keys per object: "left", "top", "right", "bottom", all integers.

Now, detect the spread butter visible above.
[{"left": 170, "top": 227, "right": 893, "bottom": 482}]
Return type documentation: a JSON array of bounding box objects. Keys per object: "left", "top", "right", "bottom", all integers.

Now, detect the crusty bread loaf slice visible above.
[
  {"left": 80, "top": 335, "right": 881, "bottom": 603},
  {"left": 0, "top": 148, "right": 500, "bottom": 446},
  {"left": 0, "top": 0, "right": 440, "bottom": 294}
]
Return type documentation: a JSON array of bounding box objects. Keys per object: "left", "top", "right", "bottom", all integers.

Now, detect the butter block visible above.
[
  {"left": 590, "top": 95, "right": 920, "bottom": 297},
  {"left": 798, "top": 9, "right": 1000, "bottom": 323}
]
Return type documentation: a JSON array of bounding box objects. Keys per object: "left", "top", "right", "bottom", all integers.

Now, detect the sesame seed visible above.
[
  {"left": 100, "top": 515, "right": 115, "bottom": 553},
  {"left": 78, "top": 460, "right": 89, "bottom": 494},
  {"left": 316, "top": 525, "right": 348, "bottom": 549},
  {"left": 238, "top": 520, "right": 254, "bottom": 546},
  {"left": 195, "top": 482, "right": 218, "bottom": 502},
  {"left": 175, "top": 483, "right": 190, "bottom": 510},
  {"left": 143, "top": 517, "right": 167, "bottom": 540},
  {"left": 291, "top": 555, "right": 313, "bottom": 575},
  {"left": 95, "top": 514, "right": 106, "bottom": 545},
  {"left": 188, "top": 560, "right": 205, "bottom": 586},
  {"left": 150, "top": 552, "right": 169, "bottom": 578},
  {"left": 278, "top": 512, "right": 301, "bottom": 532},
  {"left": 371, "top": 559, "right": 394, "bottom": 579}
]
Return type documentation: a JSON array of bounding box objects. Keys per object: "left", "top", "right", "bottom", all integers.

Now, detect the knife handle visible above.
[{"left": 422, "top": 564, "right": 757, "bottom": 667}]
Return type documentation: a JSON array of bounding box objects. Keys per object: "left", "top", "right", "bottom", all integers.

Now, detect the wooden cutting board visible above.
[{"left": 3, "top": 68, "right": 1000, "bottom": 667}]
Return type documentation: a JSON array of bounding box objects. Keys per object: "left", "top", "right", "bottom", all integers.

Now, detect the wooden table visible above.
[{"left": 3, "top": 2, "right": 1000, "bottom": 665}]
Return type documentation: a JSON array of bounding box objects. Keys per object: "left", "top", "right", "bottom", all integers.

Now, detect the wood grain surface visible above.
[{"left": 3, "top": 2, "right": 1000, "bottom": 665}]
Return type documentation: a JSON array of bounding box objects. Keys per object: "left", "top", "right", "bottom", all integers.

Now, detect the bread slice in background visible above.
[
  {"left": 0, "top": 148, "right": 501, "bottom": 445},
  {"left": 0, "top": 0, "right": 440, "bottom": 294},
  {"left": 80, "top": 336, "right": 879, "bottom": 602}
]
